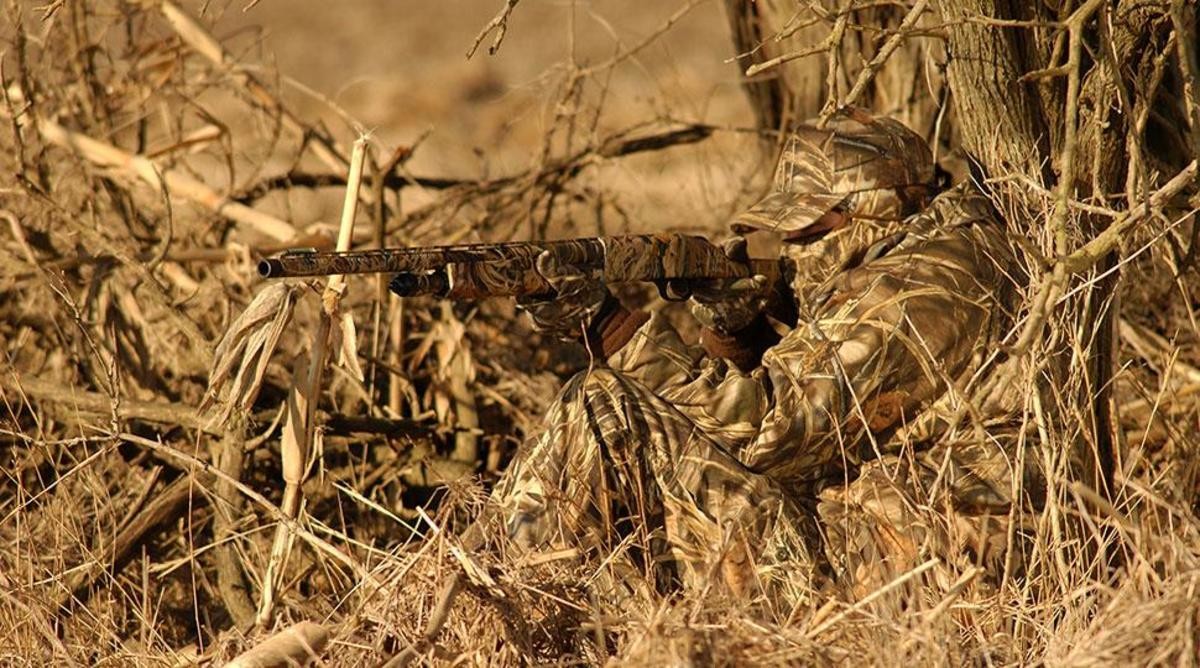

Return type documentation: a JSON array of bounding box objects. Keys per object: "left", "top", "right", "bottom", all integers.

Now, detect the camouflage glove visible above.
[
  {"left": 690, "top": 237, "right": 774, "bottom": 334},
  {"left": 518, "top": 249, "right": 613, "bottom": 341}
]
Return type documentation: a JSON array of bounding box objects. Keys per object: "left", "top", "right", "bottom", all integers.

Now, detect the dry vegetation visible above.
[{"left": 0, "top": 0, "right": 1198, "bottom": 665}]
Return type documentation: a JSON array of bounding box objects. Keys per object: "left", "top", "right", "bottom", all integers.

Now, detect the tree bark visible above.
[
  {"left": 937, "top": 0, "right": 1053, "bottom": 184},
  {"left": 722, "top": 0, "right": 943, "bottom": 133}
]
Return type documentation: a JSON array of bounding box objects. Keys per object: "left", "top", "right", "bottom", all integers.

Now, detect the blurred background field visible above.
[{"left": 220, "top": 0, "right": 766, "bottom": 235}]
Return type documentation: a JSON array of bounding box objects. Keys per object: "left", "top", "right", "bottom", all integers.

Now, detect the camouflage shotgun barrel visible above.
[{"left": 258, "top": 234, "right": 782, "bottom": 300}]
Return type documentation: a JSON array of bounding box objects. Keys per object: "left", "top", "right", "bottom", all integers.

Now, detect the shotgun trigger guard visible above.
[{"left": 655, "top": 279, "right": 692, "bottom": 302}]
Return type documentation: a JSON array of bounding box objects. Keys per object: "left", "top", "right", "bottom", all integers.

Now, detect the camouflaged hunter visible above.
[{"left": 488, "top": 109, "right": 1028, "bottom": 600}]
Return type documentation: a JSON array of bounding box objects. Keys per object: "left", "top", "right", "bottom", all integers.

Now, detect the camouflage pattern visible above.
[
  {"left": 258, "top": 238, "right": 583, "bottom": 279},
  {"left": 818, "top": 432, "right": 1042, "bottom": 597},
  {"left": 731, "top": 109, "right": 935, "bottom": 238},
  {"left": 739, "top": 109, "right": 939, "bottom": 316},
  {"left": 262, "top": 234, "right": 779, "bottom": 301},
  {"left": 474, "top": 108, "right": 1031, "bottom": 599},
  {"left": 689, "top": 237, "right": 778, "bottom": 336},
  {"left": 738, "top": 188, "right": 1016, "bottom": 490},
  {"left": 688, "top": 110, "right": 939, "bottom": 338},
  {"left": 487, "top": 183, "right": 1025, "bottom": 596},
  {"left": 489, "top": 366, "right": 820, "bottom": 600},
  {"left": 515, "top": 251, "right": 612, "bottom": 342}
]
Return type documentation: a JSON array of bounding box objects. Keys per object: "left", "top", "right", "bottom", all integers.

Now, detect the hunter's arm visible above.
[
  {"left": 605, "top": 311, "right": 773, "bottom": 449},
  {"left": 697, "top": 310, "right": 785, "bottom": 372},
  {"left": 606, "top": 311, "right": 702, "bottom": 393},
  {"left": 738, "top": 192, "right": 1017, "bottom": 490}
]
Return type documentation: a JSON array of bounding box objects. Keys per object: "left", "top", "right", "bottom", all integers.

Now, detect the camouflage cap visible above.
[{"left": 732, "top": 108, "right": 936, "bottom": 239}]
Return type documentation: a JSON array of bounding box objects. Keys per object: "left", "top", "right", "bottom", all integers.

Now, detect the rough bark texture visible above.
[
  {"left": 1071, "top": 2, "right": 1177, "bottom": 498},
  {"left": 937, "top": 0, "right": 1053, "bottom": 183},
  {"left": 722, "top": 0, "right": 943, "bottom": 134},
  {"left": 723, "top": 0, "right": 795, "bottom": 131}
]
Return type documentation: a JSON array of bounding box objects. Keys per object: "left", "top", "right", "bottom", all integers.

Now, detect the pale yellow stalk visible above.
[{"left": 256, "top": 136, "right": 367, "bottom": 626}]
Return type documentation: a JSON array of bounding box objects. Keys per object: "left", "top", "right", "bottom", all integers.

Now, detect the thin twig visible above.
[
  {"left": 806, "top": 559, "right": 940, "bottom": 638},
  {"left": 118, "top": 432, "right": 370, "bottom": 580},
  {"left": 1063, "top": 160, "right": 1198, "bottom": 273},
  {"left": 838, "top": 0, "right": 930, "bottom": 112},
  {"left": 467, "top": 0, "right": 520, "bottom": 58},
  {"left": 378, "top": 573, "right": 465, "bottom": 668}
]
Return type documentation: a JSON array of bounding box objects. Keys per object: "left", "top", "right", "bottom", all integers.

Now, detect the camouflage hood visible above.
[{"left": 732, "top": 108, "right": 936, "bottom": 239}]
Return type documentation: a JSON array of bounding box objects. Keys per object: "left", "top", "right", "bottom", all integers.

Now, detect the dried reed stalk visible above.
[
  {"left": 118, "top": 432, "right": 369, "bottom": 580},
  {"left": 226, "top": 620, "right": 329, "bottom": 668},
  {"left": 256, "top": 136, "right": 367, "bottom": 625},
  {"left": 213, "top": 413, "right": 258, "bottom": 627},
  {"left": 33, "top": 117, "right": 296, "bottom": 242}
]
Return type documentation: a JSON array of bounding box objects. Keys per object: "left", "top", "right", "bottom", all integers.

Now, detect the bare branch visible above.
[{"left": 467, "top": 0, "right": 521, "bottom": 58}]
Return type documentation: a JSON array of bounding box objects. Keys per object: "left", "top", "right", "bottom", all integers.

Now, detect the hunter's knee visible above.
[{"left": 558, "top": 367, "right": 657, "bottom": 440}]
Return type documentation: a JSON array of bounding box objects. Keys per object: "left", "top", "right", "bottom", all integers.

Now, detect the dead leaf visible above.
[{"left": 201, "top": 282, "right": 303, "bottom": 426}]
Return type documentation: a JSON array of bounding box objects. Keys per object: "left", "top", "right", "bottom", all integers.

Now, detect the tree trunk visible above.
[
  {"left": 722, "top": 0, "right": 944, "bottom": 135},
  {"left": 936, "top": 0, "right": 1054, "bottom": 183}
]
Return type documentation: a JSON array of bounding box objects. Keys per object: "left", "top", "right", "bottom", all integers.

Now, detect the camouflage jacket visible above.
[{"left": 607, "top": 184, "right": 1020, "bottom": 493}]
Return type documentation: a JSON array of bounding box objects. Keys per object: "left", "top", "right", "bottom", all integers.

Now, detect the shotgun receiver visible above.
[{"left": 257, "top": 234, "right": 781, "bottom": 301}]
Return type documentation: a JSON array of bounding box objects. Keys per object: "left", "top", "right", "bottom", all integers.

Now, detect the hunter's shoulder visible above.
[
  {"left": 893, "top": 183, "right": 1011, "bottom": 250},
  {"left": 925, "top": 182, "right": 1001, "bottom": 226},
  {"left": 899, "top": 182, "right": 997, "bottom": 230},
  {"left": 849, "top": 183, "right": 1017, "bottom": 283}
]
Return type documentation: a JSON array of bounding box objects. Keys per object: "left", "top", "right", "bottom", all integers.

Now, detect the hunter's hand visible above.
[
  {"left": 518, "top": 250, "right": 613, "bottom": 341},
  {"left": 690, "top": 237, "right": 774, "bottom": 335}
]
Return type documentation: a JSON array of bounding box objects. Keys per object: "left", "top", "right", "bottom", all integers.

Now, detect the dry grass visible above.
[{"left": 1, "top": 1, "right": 1198, "bottom": 665}]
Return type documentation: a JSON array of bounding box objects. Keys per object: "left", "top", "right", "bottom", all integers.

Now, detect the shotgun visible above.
[{"left": 257, "top": 234, "right": 783, "bottom": 301}]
